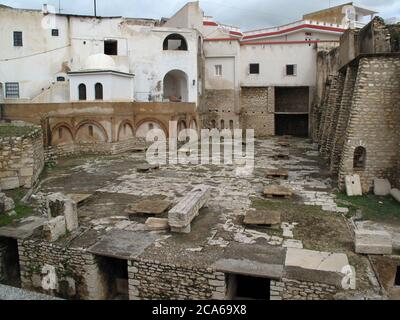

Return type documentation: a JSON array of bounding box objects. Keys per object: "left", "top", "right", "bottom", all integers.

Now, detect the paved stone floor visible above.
[{"left": 2, "top": 136, "right": 383, "bottom": 299}]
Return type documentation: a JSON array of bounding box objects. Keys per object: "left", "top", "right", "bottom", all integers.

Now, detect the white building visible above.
[{"left": 0, "top": 4, "right": 200, "bottom": 105}]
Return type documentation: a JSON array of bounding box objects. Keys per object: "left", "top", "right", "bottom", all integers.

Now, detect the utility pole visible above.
[{"left": 94, "top": 0, "right": 97, "bottom": 17}]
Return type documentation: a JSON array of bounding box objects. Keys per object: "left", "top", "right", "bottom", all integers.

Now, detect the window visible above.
[
  {"left": 215, "top": 65, "right": 222, "bottom": 76},
  {"left": 5, "top": 82, "right": 20, "bottom": 98},
  {"left": 58, "top": 128, "right": 62, "bottom": 139},
  {"left": 249, "top": 63, "right": 260, "bottom": 74},
  {"left": 104, "top": 40, "right": 118, "bottom": 55},
  {"left": 56, "top": 76, "right": 66, "bottom": 82},
  {"left": 148, "top": 123, "right": 154, "bottom": 130},
  {"left": 95, "top": 83, "right": 103, "bottom": 100},
  {"left": 78, "top": 84, "right": 87, "bottom": 101},
  {"left": 52, "top": 29, "right": 59, "bottom": 37},
  {"left": 286, "top": 64, "right": 297, "bottom": 76},
  {"left": 353, "top": 146, "right": 366, "bottom": 169},
  {"left": 88, "top": 125, "right": 93, "bottom": 137},
  {"left": 13, "top": 31, "right": 23, "bottom": 47},
  {"left": 221, "top": 120, "right": 225, "bottom": 129},
  {"left": 163, "top": 33, "right": 188, "bottom": 51},
  {"left": 229, "top": 120, "right": 234, "bottom": 130}
]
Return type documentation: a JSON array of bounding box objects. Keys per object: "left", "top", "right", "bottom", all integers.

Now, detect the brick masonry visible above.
[
  {"left": 338, "top": 57, "right": 400, "bottom": 191},
  {"left": 0, "top": 126, "right": 44, "bottom": 190},
  {"left": 240, "top": 87, "right": 275, "bottom": 137},
  {"left": 17, "top": 239, "right": 108, "bottom": 300},
  {"left": 270, "top": 278, "right": 338, "bottom": 300},
  {"left": 128, "top": 259, "right": 226, "bottom": 300}
]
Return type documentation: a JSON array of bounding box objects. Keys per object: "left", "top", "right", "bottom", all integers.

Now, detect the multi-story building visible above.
[{"left": 0, "top": 2, "right": 377, "bottom": 139}]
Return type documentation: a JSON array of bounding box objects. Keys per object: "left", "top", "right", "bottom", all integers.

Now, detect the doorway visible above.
[
  {"left": 226, "top": 273, "right": 271, "bottom": 300},
  {"left": 98, "top": 256, "right": 129, "bottom": 300}
]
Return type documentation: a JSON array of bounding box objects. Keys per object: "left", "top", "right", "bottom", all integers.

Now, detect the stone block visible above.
[
  {"left": 265, "top": 169, "right": 289, "bottom": 179},
  {"left": 145, "top": 218, "right": 169, "bottom": 231},
  {"left": 0, "top": 177, "right": 20, "bottom": 191},
  {"left": 345, "top": 175, "right": 362, "bottom": 196},
  {"left": 127, "top": 199, "right": 170, "bottom": 216},
  {"left": 355, "top": 229, "right": 392, "bottom": 255},
  {"left": 47, "top": 193, "right": 78, "bottom": 232},
  {"left": 374, "top": 178, "right": 391, "bottom": 196},
  {"left": 43, "top": 216, "right": 66, "bottom": 242},
  {"left": 263, "top": 185, "right": 292, "bottom": 198},
  {"left": 19, "top": 167, "right": 34, "bottom": 177},
  {"left": 168, "top": 185, "right": 211, "bottom": 233},
  {"left": 243, "top": 210, "right": 281, "bottom": 226},
  {"left": 390, "top": 189, "right": 400, "bottom": 203}
]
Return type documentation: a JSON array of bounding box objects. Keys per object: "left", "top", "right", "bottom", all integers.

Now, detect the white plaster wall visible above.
[
  {"left": 69, "top": 73, "right": 133, "bottom": 101},
  {"left": 0, "top": 7, "right": 71, "bottom": 101},
  {"left": 239, "top": 44, "right": 318, "bottom": 87}
]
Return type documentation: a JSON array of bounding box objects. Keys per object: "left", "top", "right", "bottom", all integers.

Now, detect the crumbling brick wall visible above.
[
  {"left": 128, "top": 259, "right": 225, "bottom": 300},
  {"left": 0, "top": 126, "right": 44, "bottom": 190},
  {"left": 18, "top": 240, "right": 108, "bottom": 300},
  {"left": 338, "top": 56, "right": 400, "bottom": 192},
  {"left": 240, "top": 86, "right": 275, "bottom": 137}
]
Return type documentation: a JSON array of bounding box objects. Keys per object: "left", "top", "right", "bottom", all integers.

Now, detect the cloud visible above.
[{"left": 0, "top": 0, "right": 398, "bottom": 30}]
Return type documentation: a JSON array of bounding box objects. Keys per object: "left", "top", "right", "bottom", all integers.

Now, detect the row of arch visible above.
[
  {"left": 79, "top": 83, "right": 103, "bottom": 101},
  {"left": 50, "top": 118, "right": 198, "bottom": 145}
]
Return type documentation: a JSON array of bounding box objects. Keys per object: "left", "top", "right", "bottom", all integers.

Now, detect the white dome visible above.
[{"left": 84, "top": 54, "right": 116, "bottom": 71}]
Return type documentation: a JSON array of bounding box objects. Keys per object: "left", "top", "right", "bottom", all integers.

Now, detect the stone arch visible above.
[
  {"left": 189, "top": 119, "right": 198, "bottom": 131},
  {"left": 353, "top": 146, "right": 366, "bottom": 169},
  {"left": 51, "top": 122, "right": 74, "bottom": 146},
  {"left": 163, "top": 33, "right": 188, "bottom": 51},
  {"left": 117, "top": 120, "right": 135, "bottom": 141},
  {"left": 75, "top": 120, "right": 108, "bottom": 143},
  {"left": 163, "top": 70, "right": 188, "bottom": 102},
  {"left": 135, "top": 118, "right": 168, "bottom": 139},
  {"left": 177, "top": 119, "right": 187, "bottom": 133}
]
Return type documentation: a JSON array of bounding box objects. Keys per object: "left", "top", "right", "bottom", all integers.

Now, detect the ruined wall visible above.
[
  {"left": 18, "top": 240, "right": 108, "bottom": 300},
  {"left": 0, "top": 126, "right": 44, "bottom": 190},
  {"left": 270, "top": 278, "right": 338, "bottom": 300},
  {"left": 45, "top": 138, "right": 147, "bottom": 161},
  {"left": 200, "top": 89, "right": 240, "bottom": 130},
  {"left": 338, "top": 56, "right": 400, "bottom": 191},
  {"left": 240, "top": 87, "right": 275, "bottom": 136},
  {"left": 330, "top": 65, "right": 358, "bottom": 175},
  {"left": 128, "top": 259, "right": 225, "bottom": 300}
]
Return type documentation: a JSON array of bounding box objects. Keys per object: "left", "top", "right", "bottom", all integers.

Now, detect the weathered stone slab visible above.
[
  {"left": 66, "top": 193, "right": 92, "bottom": 205},
  {"left": 243, "top": 210, "right": 281, "bottom": 226},
  {"left": 127, "top": 199, "right": 170, "bottom": 216},
  {"left": 168, "top": 185, "right": 211, "bottom": 233},
  {"left": 43, "top": 216, "right": 66, "bottom": 242},
  {"left": 145, "top": 218, "right": 169, "bottom": 231},
  {"left": 345, "top": 175, "right": 362, "bottom": 196},
  {"left": 390, "top": 188, "right": 400, "bottom": 203},
  {"left": 355, "top": 229, "right": 392, "bottom": 255},
  {"left": 263, "top": 185, "right": 292, "bottom": 198},
  {"left": 0, "top": 177, "right": 20, "bottom": 191},
  {"left": 374, "top": 178, "right": 391, "bottom": 196},
  {"left": 88, "top": 230, "right": 160, "bottom": 259},
  {"left": 265, "top": 169, "right": 289, "bottom": 180}
]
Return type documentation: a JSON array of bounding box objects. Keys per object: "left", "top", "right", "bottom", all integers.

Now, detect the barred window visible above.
[
  {"left": 5, "top": 82, "right": 20, "bottom": 98},
  {"left": 13, "top": 31, "right": 23, "bottom": 46},
  {"left": 52, "top": 29, "right": 59, "bottom": 37}
]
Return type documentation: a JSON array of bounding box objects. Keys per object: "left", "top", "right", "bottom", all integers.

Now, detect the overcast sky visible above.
[{"left": 1, "top": 0, "right": 399, "bottom": 30}]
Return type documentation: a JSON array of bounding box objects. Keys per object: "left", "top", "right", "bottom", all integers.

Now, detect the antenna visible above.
[
  {"left": 58, "top": 0, "right": 61, "bottom": 13},
  {"left": 94, "top": 0, "right": 97, "bottom": 17}
]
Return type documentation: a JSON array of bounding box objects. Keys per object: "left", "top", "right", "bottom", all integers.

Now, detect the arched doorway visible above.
[{"left": 163, "top": 70, "right": 188, "bottom": 102}]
